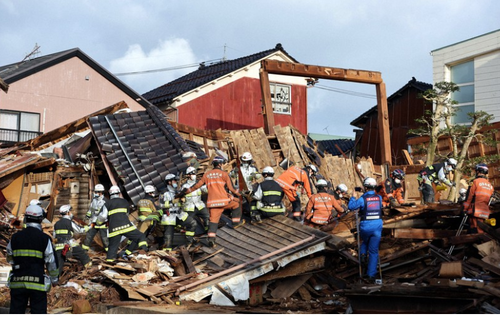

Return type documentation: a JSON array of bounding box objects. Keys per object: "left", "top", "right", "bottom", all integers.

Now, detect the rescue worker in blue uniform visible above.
[
  {"left": 97, "top": 185, "right": 148, "bottom": 261},
  {"left": 54, "top": 205, "right": 91, "bottom": 276},
  {"left": 7, "top": 204, "right": 59, "bottom": 314},
  {"left": 348, "top": 177, "right": 383, "bottom": 281}
]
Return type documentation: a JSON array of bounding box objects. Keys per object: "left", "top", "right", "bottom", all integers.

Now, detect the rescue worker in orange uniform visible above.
[
  {"left": 304, "top": 179, "right": 345, "bottom": 228},
  {"left": 376, "top": 169, "right": 406, "bottom": 208},
  {"left": 275, "top": 164, "right": 317, "bottom": 222},
  {"left": 463, "top": 163, "right": 494, "bottom": 233},
  {"left": 178, "top": 156, "right": 243, "bottom": 248}
]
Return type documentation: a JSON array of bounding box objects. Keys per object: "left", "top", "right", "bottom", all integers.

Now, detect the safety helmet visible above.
[
  {"left": 25, "top": 205, "right": 44, "bottom": 222},
  {"left": 307, "top": 164, "right": 318, "bottom": 174},
  {"left": 109, "top": 185, "right": 121, "bottom": 195},
  {"left": 30, "top": 199, "right": 41, "bottom": 206},
  {"left": 186, "top": 166, "right": 197, "bottom": 175},
  {"left": 316, "top": 179, "right": 328, "bottom": 187},
  {"left": 241, "top": 152, "right": 253, "bottom": 162},
  {"left": 144, "top": 185, "right": 155, "bottom": 194},
  {"left": 336, "top": 184, "right": 348, "bottom": 193},
  {"left": 94, "top": 184, "right": 105, "bottom": 192},
  {"left": 459, "top": 188, "right": 467, "bottom": 195},
  {"left": 182, "top": 151, "right": 197, "bottom": 159},
  {"left": 475, "top": 163, "right": 488, "bottom": 174},
  {"left": 391, "top": 169, "right": 405, "bottom": 180},
  {"left": 165, "top": 174, "right": 177, "bottom": 182},
  {"left": 262, "top": 166, "right": 275, "bottom": 176},
  {"left": 363, "top": 177, "right": 377, "bottom": 189},
  {"left": 59, "top": 204, "right": 72, "bottom": 215},
  {"left": 446, "top": 158, "right": 458, "bottom": 169},
  {"left": 212, "top": 155, "right": 226, "bottom": 166}
]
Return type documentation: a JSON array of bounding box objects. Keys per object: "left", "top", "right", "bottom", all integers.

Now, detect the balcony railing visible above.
[{"left": 0, "top": 128, "right": 42, "bottom": 143}]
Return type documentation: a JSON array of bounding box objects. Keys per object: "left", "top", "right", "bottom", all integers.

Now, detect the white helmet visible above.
[
  {"left": 363, "top": 177, "right": 377, "bottom": 189},
  {"left": 165, "top": 174, "right": 177, "bottom": 182},
  {"left": 336, "top": 184, "right": 348, "bottom": 193},
  {"left": 109, "top": 185, "right": 120, "bottom": 195},
  {"left": 186, "top": 166, "right": 197, "bottom": 175},
  {"left": 262, "top": 166, "right": 275, "bottom": 176},
  {"left": 316, "top": 179, "right": 328, "bottom": 187},
  {"left": 241, "top": 152, "right": 253, "bottom": 162},
  {"left": 182, "top": 151, "right": 196, "bottom": 159},
  {"left": 459, "top": 188, "right": 467, "bottom": 195},
  {"left": 59, "top": 204, "right": 72, "bottom": 214},
  {"left": 446, "top": 158, "right": 458, "bottom": 169},
  {"left": 144, "top": 185, "right": 155, "bottom": 194},
  {"left": 29, "top": 199, "right": 41, "bottom": 206},
  {"left": 308, "top": 165, "right": 318, "bottom": 174},
  {"left": 94, "top": 184, "right": 105, "bottom": 192},
  {"left": 25, "top": 205, "right": 44, "bottom": 221}
]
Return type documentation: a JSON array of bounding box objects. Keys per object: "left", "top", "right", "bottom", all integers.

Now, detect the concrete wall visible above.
[{"left": 0, "top": 57, "right": 145, "bottom": 132}]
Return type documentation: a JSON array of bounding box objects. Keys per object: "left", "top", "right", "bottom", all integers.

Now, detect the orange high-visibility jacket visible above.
[
  {"left": 188, "top": 168, "right": 239, "bottom": 208},
  {"left": 275, "top": 166, "right": 312, "bottom": 202},
  {"left": 463, "top": 177, "right": 494, "bottom": 219},
  {"left": 305, "top": 192, "right": 343, "bottom": 225},
  {"left": 376, "top": 178, "right": 404, "bottom": 207}
]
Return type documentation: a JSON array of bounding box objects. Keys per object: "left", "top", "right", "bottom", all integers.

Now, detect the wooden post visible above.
[
  {"left": 376, "top": 82, "right": 391, "bottom": 165},
  {"left": 259, "top": 65, "right": 275, "bottom": 136}
]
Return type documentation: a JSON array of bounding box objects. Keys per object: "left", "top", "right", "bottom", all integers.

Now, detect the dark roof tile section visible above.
[
  {"left": 317, "top": 139, "right": 356, "bottom": 157},
  {"left": 142, "top": 43, "right": 298, "bottom": 106},
  {"left": 89, "top": 107, "right": 192, "bottom": 204},
  {"left": 350, "top": 77, "right": 432, "bottom": 127},
  {"left": 178, "top": 215, "right": 337, "bottom": 296}
]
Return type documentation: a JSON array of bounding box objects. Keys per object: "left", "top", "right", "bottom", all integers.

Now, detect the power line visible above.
[
  {"left": 114, "top": 58, "right": 224, "bottom": 76},
  {"left": 313, "top": 84, "right": 376, "bottom": 99}
]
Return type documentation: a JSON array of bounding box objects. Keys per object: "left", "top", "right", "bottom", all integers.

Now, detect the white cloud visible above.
[{"left": 108, "top": 38, "right": 198, "bottom": 94}]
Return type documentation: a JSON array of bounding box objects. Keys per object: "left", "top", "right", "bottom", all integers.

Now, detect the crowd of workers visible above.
[{"left": 5, "top": 148, "right": 497, "bottom": 312}]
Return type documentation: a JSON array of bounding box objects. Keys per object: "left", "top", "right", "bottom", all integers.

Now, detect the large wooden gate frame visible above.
[{"left": 259, "top": 60, "right": 392, "bottom": 165}]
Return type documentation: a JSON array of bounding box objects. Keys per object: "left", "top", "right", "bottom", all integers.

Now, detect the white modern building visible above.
[{"left": 431, "top": 29, "right": 500, "bottom": 124}]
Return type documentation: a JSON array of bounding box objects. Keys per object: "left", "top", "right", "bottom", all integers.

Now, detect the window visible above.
[
  {"left": 270, "top": 83, "right": 292, "bottom": 115},
  {"left": 450, "top": 60, "right": 474, "bottom": 124},
  {"left": 0, "top": 110, "right": 41, "bottom": 142}
]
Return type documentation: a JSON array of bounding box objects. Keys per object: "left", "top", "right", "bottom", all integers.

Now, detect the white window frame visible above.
[
  {"left": 270, "top": 83, "right": 292, "bottom": 115},
  {"left": 0, "top": 110, "right": 40, "bottom": 142},
  {"left": 449, "top": 60, "right": 474, "bottom": 125}
]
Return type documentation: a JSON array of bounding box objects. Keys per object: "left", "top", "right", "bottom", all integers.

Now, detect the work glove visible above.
[
  {"left": 175, "top": 188, "right": 188, "bottom": 199},
  {"left": 451, "top": 181, "right": 456, "bottom": 187},
  {"left": 84, "top": 225, "right": 90, "bottom": 232}
]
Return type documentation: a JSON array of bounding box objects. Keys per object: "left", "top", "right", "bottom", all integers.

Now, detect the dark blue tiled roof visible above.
[
  {"left": 89, "top": 106, "right": 198, "bottom": 204},
  {"left": 142, "top": 43, "right": 297, "bottom": 105},
  {"left": 317, "top": 139, "right": 356, "bottom": 157}
]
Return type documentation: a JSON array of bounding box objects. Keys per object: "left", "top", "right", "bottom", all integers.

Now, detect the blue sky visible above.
[{"left": 1, "top": 0, "right": 499, "bottom": 137}]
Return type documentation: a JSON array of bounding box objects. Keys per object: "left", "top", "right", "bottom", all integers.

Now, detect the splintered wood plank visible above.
[
  {"left": 274, "top": 125, "right": 303, "bottom": 168},
  {"left": 255, "top": 128, "right": 277, "bottom": 167},
  {"left": 180, "top": 245, "right": 196, "bottom": 274},
  {"left": 270, "top": 274, "right": 312, "bottom": 299},
  {"left": 251, "top": 256, "right": 325, "bottom": 283}
]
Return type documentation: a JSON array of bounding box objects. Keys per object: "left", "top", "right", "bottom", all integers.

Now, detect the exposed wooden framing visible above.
[
  {"left": 168, "top": 120, "right": 224, "bottom": 140},
  {"left": 0, "top": 76, "right": 9, "bottom": 93},
  {"left": 467, "top": 257, "right": 500, "bottom": 276},
  {"left": 260, "top": 59, "right": 392, "bottom": 165}
]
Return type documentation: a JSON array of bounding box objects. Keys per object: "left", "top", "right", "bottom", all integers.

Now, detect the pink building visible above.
[{"left": 0, "top": 48, "right": 147, "bottom": 143}]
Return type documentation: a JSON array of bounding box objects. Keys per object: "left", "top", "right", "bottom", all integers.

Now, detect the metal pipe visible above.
[
  {"left": 175, "top": 234, "right": 316, "bottom": 295},
  {"left": 104, "top": 115, "right": 145, "bottom": 190}
]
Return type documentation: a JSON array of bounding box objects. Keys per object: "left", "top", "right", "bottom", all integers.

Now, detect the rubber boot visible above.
[
  {"left": 162, "top": 225, "right": 174, "bottom": 251},
  {"left": 208, "top": 222, "right": 218, "bottom": 247}
]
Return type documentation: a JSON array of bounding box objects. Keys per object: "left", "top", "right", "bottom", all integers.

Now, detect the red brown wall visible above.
[{"left": 177, "top": 77, "right": 308, "bottom": 134}]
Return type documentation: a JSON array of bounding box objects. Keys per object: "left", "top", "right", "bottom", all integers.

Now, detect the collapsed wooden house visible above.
[{"left": 0, "top": 101, "right": 500, "bottom": 313}]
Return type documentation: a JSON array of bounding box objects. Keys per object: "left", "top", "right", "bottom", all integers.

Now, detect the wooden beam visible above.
[
  {"left": 262, "top": 60, "right": 383, "bottom": 84},
  {"left": 179, "top": 245, "right": 196, "bottom": 274},
  {"left": 376, "top": 82, "right": 391, "bottom": 165},
  {"left": 250, "top": 256, "right": 325, "bottom": 283},
  {"left": 392, "top": 228, "right": 457, "bottom": 239},
  {"left": 467, "top": 257, "right": 500, "bottom": 277},
  {"left": 259, "top": 66, "right": 275, "bottom": 135}
]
